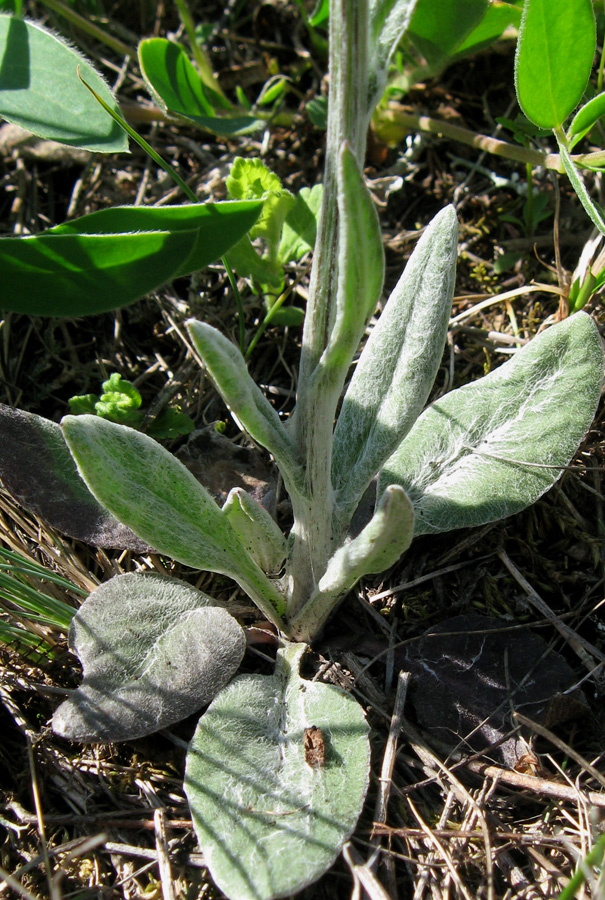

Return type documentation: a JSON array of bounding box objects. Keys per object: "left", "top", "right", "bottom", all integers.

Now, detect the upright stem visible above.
[{"left": 285, "top": 0, "right": 370, "bottom": 619}]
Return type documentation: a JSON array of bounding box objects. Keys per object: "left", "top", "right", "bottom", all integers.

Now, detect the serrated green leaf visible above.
[
  {"left": 379, "top": 313, "right": 604, "bottom": 535},
  {"left": 514, "top": 0, "right": 596, "bottom": 129},
  {"left": 227, "top": 158, "right": 295, "bottom": 257},
  {"left": 0, "top": 230, "right": 197, "bottom": 316},
  {"left": 332, "top": 205, "right": 458, "bottom": 527},
  {"left": 48, "top": 201, "right": 263, "bottom": 278},
  {"left": 0, "top": 16, "right": 127, "bottom": 152},
  {"left": 185, "top": 642, "right": 370, "bottom": 900},
  {"left": 61, "top": 415, "right": 287, "bottom": 624},
  {"left": 52, "top": 573, "right": 246, "bottom": 742}
]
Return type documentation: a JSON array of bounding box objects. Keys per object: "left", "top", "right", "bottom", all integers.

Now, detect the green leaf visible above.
[
  {"left": 0, "top": 230, "right": 197, "bottom": 316},
  {"left": 52, "top": 573, "right": 246, "bottom": 742},
  {"left": 278, "top": 184, "right": 323, "bottom": 265},
  {"left": 138, "top": 38, "right": 262, "bottom": 136},
  {"left": 48, "top": 201, "right": 263, "bottom": 279},
  {"left": 147, "top": 408, "right": 195, "bottom": 439},
  {"left": 514, "top": 0, "right": 596, "bottom": 129},
  {"left": 61, "top": 415, "right": 287, "bottom": 625},
  {"left": 139, "top": 37, "right": 214, "bottom": 117},
  {"left": 332, "top": 206, "right": 458, "bottom": 527},
  {"left": 452, "top": 1, "right": 522, "bottom": 61},
  {"left": 309, "top": 0, "right": 329, "bottom": 28},
  {"left": 568, "top": 92, "right": 605, "bottom": 149},
  {"left": 184, "top": 642, "right": 370, "bottom": 900},
  {"left": 406, "top": 0, "right": 488, "bottom": 71},
  {"left": 0, "top": 16, "right": 127, "bottom": 152},
  {"left": 186, "top": 320, "right": 305, "bottom": 499},
  {"left": 227, "top": 158, "right": 295, "bottom": 257},
  {"left": 306, "top": 96, "right": 327, "bottom": 129},
  {"left": 378, "top": 313, "right": 604, "bottom": 535}
]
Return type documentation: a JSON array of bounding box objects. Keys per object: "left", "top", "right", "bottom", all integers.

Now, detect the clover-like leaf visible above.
[
  {"left": 53, "top": 573, "right": 246, "bottom": 742},
  {"left": 185, "top": 642, "right": 370, "bottom": 900}
]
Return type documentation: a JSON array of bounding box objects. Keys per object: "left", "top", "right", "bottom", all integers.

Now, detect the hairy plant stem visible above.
[{"left": 285, "top": 0, "right": 370, "bottom": 621}]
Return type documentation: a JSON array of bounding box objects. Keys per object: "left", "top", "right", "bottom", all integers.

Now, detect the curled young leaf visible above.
[
  {"left": 222, "top": 488, "right": 287, "bottom": 575},
  {"left": 184, "top": 642, "right": 370, "bottom": 900},
  {"left": 332, "top": 205, "right": 458, "bottom": 531},
  {"left": 379, "top": 313, "right": 604, "bottom": 535},
  {"left": 53, "top": 573, "right": 246, "bottom": 742}
]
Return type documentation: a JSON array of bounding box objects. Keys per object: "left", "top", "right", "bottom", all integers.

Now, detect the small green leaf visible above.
[
  {"left": 96, "top": 374, "right": 142, "bottom": 424},
  {"left": 0, "top": 16, "right": 127, "bottom": 152},
  {"left": 185, "top": 642, "right": 370, "bottom": 900},
  {"left": 139, "top": 37, "right": 262, "bottom": 135},
  {"left": 61, "top": 415, "right": 287, "bottom": 625},
  {"left": 52, "top": 573, "right": 246, "bottom": 742},
  {"left": 278, "top": 184, "right": 323, "bottom": 265},
  {"left": 309, "top": 0, "right": 329, "bottom": 28},
  {"left": 568, "top": 92, "right": 605, "bottom": 149},
  {"left": 452, "top": 1, "right": 522, "bottom": 61},
  {"left": 0, "top": 230, "right": 197, "bottom": 316},
  {"left": 291, "top": 486, "right": 415, "bottom": 642},
  {"left": 379, "top": 313, "right": 604, "bottom": 535},
  {"left": 306, "top": 96, "right": 327, "bottom": 129},
  {"left": 147, "top": 408, "right": 195, "bottom": 439},
  {"left": 48, "top": 201, "right": 263, "bottom": 279},
  {"left": 227, "top": 158, "right": 295, "bottom": 256},
  {"left": 406, "top": 0, "right": 488, "bottom": 71},
  {"left": 514, "top": 0, "right": 596, "bottom": 129},
  {"left": 139, "top": 37, "right": 214, "bottom": 117}
]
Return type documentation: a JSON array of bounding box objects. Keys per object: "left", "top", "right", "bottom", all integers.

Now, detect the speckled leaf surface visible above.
[
  {"left": 184, "top": 643, "right": 370, "bottom": 900},
  {"left": 52, "top": 573, "right": 246, "bottom": 742}
]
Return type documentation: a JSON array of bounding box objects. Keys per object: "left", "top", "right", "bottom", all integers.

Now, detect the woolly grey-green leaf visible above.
[
  {"left": 332, "top": 205, "right": 458, "bottom": 530},
  {"left": 379, "top": 312, "right": 604, "bottom": 535},
  {"left": 62, "top": 415, "right": 286, "bottom": 625},
  {"left": 184, "top": 642, "right": 370, "bottom": 900},
  {"left": 222, "top": 488, "right": 288, "bottom": 575},
  {"left": 186, "top": 320, "right": 305, "bottom": 500},
  {"left": 52, "top": 573, "right": 246, "bottom": 742}
]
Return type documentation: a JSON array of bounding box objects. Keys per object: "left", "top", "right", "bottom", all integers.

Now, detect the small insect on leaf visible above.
[{"left": 304, "top": 725, "right": 326, "bottom": 769}]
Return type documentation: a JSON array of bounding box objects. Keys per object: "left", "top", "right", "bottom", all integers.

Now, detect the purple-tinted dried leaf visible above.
[
  {"left": 0, "top": 404, "right": 149, "bottom": 551},
  {"left": 401, "top": 615, "right": 589, "bottom": 768},
  {"left": 176, "top": 426, "right": 278, "bottom": 516}
]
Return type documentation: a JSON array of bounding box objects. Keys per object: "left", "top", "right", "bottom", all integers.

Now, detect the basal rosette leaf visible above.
[
  {"left": 184, "top": 643, "right": 370, "bottom": 900},
  {"left": 378, "top": 313, "right": 604, "bottom": 535},
  {"left": 53, "top": 573, "right": 246, "bottom": 742}
]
